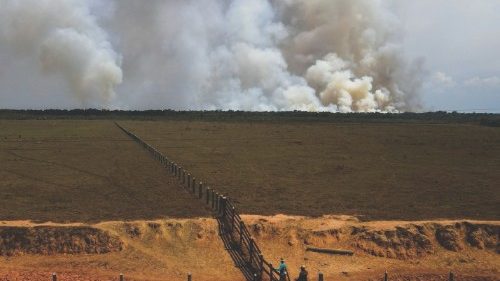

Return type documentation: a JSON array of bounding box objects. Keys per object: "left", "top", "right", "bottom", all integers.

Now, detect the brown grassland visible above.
[
  {"left": 0, "top": 117, "right": 499, "bottom": 280},
  {"left": 0, "top": 120, "right": 210, "bottom": 222},
  {"left": 122, "top": 120, "right": 500, "bottom": 221},
  {"left": 1, "top": 119, "right": 499, "bottom": 221}
]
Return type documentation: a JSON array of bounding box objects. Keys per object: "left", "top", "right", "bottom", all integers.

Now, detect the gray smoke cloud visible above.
[
  {"left": 0, "top": 0, "right": 122, "bottom": 108},
  {"left": 0, "top": 0, "right": 422, "bottom": 112}
]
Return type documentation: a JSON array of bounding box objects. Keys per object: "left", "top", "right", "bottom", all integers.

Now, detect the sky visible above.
[
  {"left": 0, "top": 0, "right": 499, "bottom": 112},
  {"left": 391, "top": 0, "right": 500, "bottom": 112}
]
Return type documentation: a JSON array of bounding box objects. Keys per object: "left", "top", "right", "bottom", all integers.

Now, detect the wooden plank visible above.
[{"left": 306, "top": 247, "right": 354, "bottom": 256}]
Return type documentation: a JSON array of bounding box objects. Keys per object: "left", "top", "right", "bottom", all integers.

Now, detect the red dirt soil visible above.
[{"left": 0, "top": 216, "right": 498, "bottom": 281}]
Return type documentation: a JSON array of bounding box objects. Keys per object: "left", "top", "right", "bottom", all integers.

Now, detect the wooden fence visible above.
[
  {"left": 114, "top": 123, "right": 461, "bottom": 281},
  {"left": 48, "top": 270, "right": 459, "bottom": 281},
  {"left": 115, "top": 122, "right": 283, "bottom": 281}
]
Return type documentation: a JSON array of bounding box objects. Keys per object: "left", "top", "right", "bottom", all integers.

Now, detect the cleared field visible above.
[
  {"left": 0, "top": 120, "right": 210, "bottom": 222},
  {"left": 123, "top": 120, "right": 500, "bottom": 220}
]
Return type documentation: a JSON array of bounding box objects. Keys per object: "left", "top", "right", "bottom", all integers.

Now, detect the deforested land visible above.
[
  {"left": 0, "top": 110, "right": 499, "bottom": 281},
  {"left": 1, "top": 111, "right": 499, "bottom": 221}
]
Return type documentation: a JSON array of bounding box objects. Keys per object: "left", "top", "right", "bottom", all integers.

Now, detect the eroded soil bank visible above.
[{"left": 0, "top": 216, "right": 498, "bottom": 281}]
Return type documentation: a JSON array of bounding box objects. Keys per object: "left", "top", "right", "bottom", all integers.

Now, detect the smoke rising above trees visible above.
[{"left": 0, "top": 0, "right": 422, "bottom": 112}]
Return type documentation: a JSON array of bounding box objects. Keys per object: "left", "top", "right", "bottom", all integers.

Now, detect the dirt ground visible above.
[
  {"left": 0, "top": 216, "right": 498, "bottom": 281},
  {"left": 122, "top": 120, "right": 500, "bottom": 221}
]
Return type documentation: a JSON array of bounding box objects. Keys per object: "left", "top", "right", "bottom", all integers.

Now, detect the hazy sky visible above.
[
  {"left": 0, "top": 0, "right": 499, "bottom": 112},
  {"left": 392, "top": 0, "right": 500, "bottom": 112}
]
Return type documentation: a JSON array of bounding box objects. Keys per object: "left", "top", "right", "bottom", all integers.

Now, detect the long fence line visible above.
[
  {"left": 48, "top": 270, "right": 460, "bottom": 281},
  {"left": 114, "top": 122, "right": 462, "bottom": 281},
  {"left": 115, "top": 122, "right": 282, "bottom": 281}
]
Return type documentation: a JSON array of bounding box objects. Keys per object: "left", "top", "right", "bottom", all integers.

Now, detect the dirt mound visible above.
[
  {"left": 352, "top": 222, "right": 498, "bottom": 258},
  {"left": 244, "top": 216, "right": 499, "bottom": 260},
  {"left": 0, "top": 226, "right": 123, "bottom": 256},
  {"left": 351, "top": 225, "right": 434, "bottom": 258}
]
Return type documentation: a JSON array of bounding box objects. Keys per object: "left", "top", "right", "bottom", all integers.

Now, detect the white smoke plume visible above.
[
  {"left": 0, "top": 0, "right": 122, "bottom": 108},
  {"left": 0, "top": 0, "right": 422, "bottom": 112}
]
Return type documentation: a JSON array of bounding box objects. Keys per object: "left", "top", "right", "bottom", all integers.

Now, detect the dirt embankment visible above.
[
  {"left": 0, "top": 225, "right": 122, "bottom": 256},
  {"left": 0, "top": 217, "right": 498, "bottom": 281},
  {"left": 244, "top": 216, "right": 499, "bottom": 281},
  {"left": 244, "top": 216, "right": 499, "bottom": 259},
  {"left": 354, "top": 222, "right": 498, "bottom": 258},
  {"left": 0, "top": 219, "right": 240, "bottom": 281}
]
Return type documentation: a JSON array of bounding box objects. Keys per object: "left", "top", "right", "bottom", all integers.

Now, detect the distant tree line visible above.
[{"left": 0, "top": 109, "right": 499, "bottom": 125}]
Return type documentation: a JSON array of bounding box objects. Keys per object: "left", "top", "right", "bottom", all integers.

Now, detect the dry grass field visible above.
[
  {"left": 0, "top": 120, "right": 210, "bottom": 222},
  {"left": 0, "top": 117, "right": 499, "bottom": 281},
  {"left": 122, "top": 120, "right": 500, "bottom": 221},
  {"left": 1, "top": 118, "right": 499, "bottom": 221}
]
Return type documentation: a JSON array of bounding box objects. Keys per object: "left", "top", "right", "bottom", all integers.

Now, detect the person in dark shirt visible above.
[{"left": 296, "top": 265, "right": 308, "bottom": 281}]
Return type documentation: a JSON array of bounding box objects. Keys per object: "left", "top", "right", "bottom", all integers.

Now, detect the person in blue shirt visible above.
[{"left": 276, "top": 258, "right": 288, "bottom": 281}]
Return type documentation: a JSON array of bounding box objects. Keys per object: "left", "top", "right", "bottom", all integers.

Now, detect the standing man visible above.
[
  {"left": 295, "top": 265, "right": 308, "bottom": 281},
  {"left": 276, "top": 258, "right": 288, "bottom": 281}
]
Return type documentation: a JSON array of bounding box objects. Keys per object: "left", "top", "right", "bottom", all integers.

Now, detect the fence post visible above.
[
  {"left": 187, "top": 273, "right": 192, "bottom": 281},
  {"left": 259, "top": 254, "right": 264, "bottom": 278},
  {"left": 198, "top": 182, "right": 203, "bottom": 199},
  {"left": 52, "top": 273, "right": 57, "bottom": 281},
  {"left": 215, "top": 193, "right": 219, "bottom": 211},
  {"left": 120, "top": 273, "right": 124, "bottom": 281},
  {"left": 206, "top": 187, "right": 210, "bottom": 204},
  {"left": 221, "top": 196, "right": 227, "bottom": 217},
  {"left": 269, "top": 263, "right": 274, "bottom": 281},
  {"left": 231, "top": 206, "right": 236, "bottom": 232},
  {"left": 187, "top": 174, "right": 191, "bottom": 189},
  {"left": 211, "top": 190, "right": 215, "bottom": 209},
  {"left": 213, "top": 190, "right": 217, "bottom": 210},
  {"left": 249, "top": 238, "right": 255, "bottom": 264},
  {"left": 192, "top": 177, "right": 196, "bottom": 193},
  {"left": 239, "top": 221, "right": 244, "bottom": 248},
  {"left": 210, "top": 190, "right": 214, "bottom": 208},
  {"left": 449, "top": 272, "right": 454, "bottom": 281},
  {"left": 384, "top": 271, "right": 388, "bottom": 281},
  {"left": 220, "top": 195, "right": 224, "bottom": 215}
]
